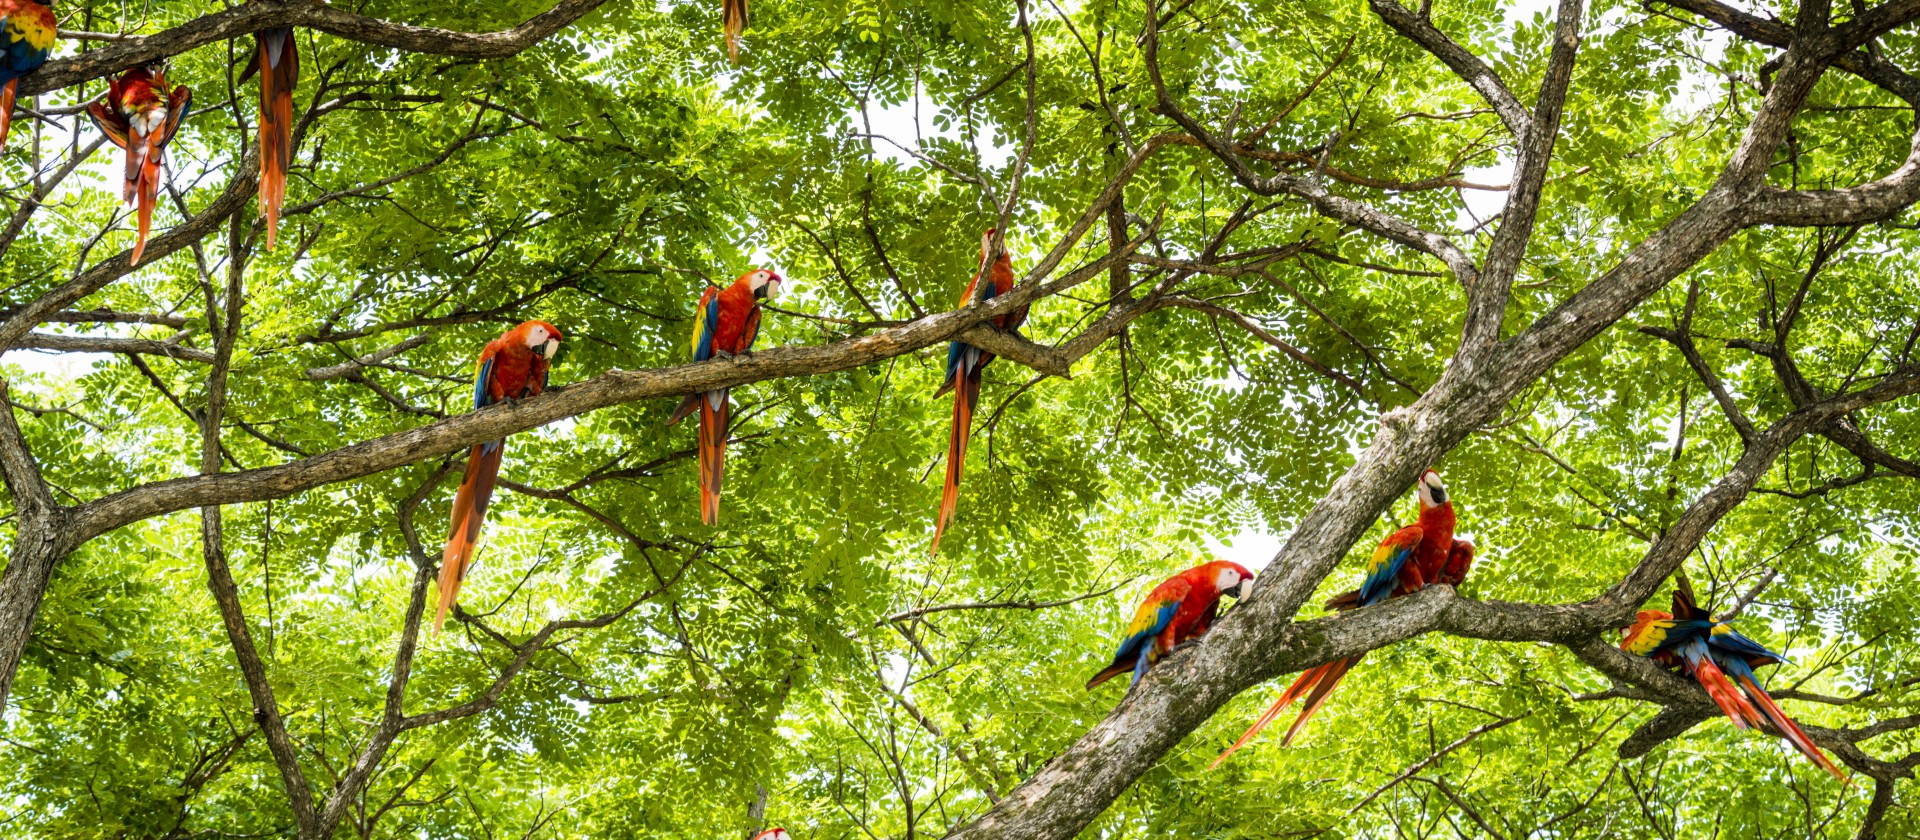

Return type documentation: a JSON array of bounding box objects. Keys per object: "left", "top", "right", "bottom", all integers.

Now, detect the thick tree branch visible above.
[
  {"left": 20, "top": 0, "right": 615, "bottom": 96},
  {"left": 1366, "top": 0, "right": 1532, "bottom": 137}
]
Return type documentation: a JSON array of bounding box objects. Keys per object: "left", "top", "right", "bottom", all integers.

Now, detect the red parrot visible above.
[
  {"left": 930, "top": 228, "right": 1026, "bottom": 555},
  {"left": 1620, "top": 583, "right": 1847, "bottom": 781},
  {"left": 750, "top": 830, "right": 789, "bottom": 840},
  {"left": 0, "top": 0, "right": 55, "bottom": 148},
  {"left": 1213, "top": 470, "right": 1460, "bottom": 766},
  {"left": 722, "top": 0, "right": 747, "bottom": 62},
  {"left": 436, "top": 320, "right": 563, "bottom": 632},
  {"left": 667, "top": 269, "right": 783, "bottom": 525},
  {"left": 1087, "top": 560, "right": 1256, "bottom": 690},
  {"left": 86, "top": 67, "right": 192, "bottom": 267},
  {"left": 237, "top": 24, "right": 298, "bottom": 249}
]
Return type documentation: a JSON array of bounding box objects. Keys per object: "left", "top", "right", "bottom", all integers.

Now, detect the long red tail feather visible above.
[
  {"left": 0, "top": 79, "right": 16, "bottom": 148},
  {"left": 697, "top": 389, "right": 730, "bottom": 525},
  {"left": 1692, "top": 657, "right": 1761, "bottom": 730},
  {"left": 1212, "top": 659, "right": 1347, "bottom": 768},
  {"left": 1282, "top": 656, "right": 1359, "bottom": 746},
  {"left": 930, "top": 372, "right": 977, "bottom": 555},
  {"left": 131, "top": 150, "right": 160, "bottom": 266},
  {"left": 1737, "top": 674, "right": 1849, "bottom": 782},
  {"left": 436, "top": 443, "right": 503, "bottom": 632},
  {"left": 257, "top": 29, "right": 297, "bottom": 250}
]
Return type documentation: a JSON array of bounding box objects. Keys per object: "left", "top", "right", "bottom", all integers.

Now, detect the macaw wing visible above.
[
  {"left": 1122, "top": 578, "right": 1189, "bottom": 647},
  {"left": 691, "top": 286, "right": 720, "bottom": 361},
  {"left": 1620, "top": 611, "right": 1678, "bottom": 656},
  {"left": 472, "top": 353, "right": 496, "bottom": 410},
  {"left": 155, "top": 85, "right": 192, "bottom": 152},
  {"left": 87, "top": 101, "right": 131, "bottom": 151},
  {"left": 531, "top": 355, "right": 550, "bottom": 396},
  {"left": 1359, "top": 526, "right": 1421, "bottom": 606},
  {"left": 1, "top": 2, "right": 55, "bottom": 72},
  {"left": 1707, "top": 627, "right": 1787, "bottom": 668},
  {"left": 740, "top": 305, "right": 763, "bottom": 352}
]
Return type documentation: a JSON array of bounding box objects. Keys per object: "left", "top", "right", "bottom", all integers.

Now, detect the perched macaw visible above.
[
  {"left": 1213, "top": 470, "right": 1459, "bottom": 766},
  {"left": 1620, "top": 583, "right": 1847, "bottom": 781},
  {"left": 1087, "top": 560, "right": 1256, "bottom": 690},
  {"left": 436, "top": 320, "right": 563, "bottom": 632},
  {"left": 749, "top": 829, "right": 789, "bottom": 840},
  {"left": 86, "top": 67, "right": 192, "bottom": 266},
  {"left": 0, "top": 0, "right": 54, "bottom": 148},
  {"left": 930, "top": 228, "right": 1026, "bottom": 555},
  {"left": 722, "top": 0, "right": 747, "bottom": 62},
  {"left": 667, "top": 269, "right": 783, "bottom": 525},
  {"left": 237, "top": 23, "right": 298, "bottom": 249}
]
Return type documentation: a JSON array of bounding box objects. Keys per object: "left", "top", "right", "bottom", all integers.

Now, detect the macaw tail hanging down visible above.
[
  {"left": 930, "top": 228, "right": 1026, "bottom": 555},
  {"left": 722, "top": 0, "right": 747, "bottom": 61},
  {"left": 1620, "top": 582, "right": 1847, "bottom": 781},
  {"left": 1213, "top": 470, "right": 1462, "bottom": 767},
  {"left": 667, "top": 269, "right": 782, "bottom": 525},
  {"left": 436, "top": 320, "right": 563, "bottom": 632},
  {"left": 0, "top": 0, "right": 55, "bottom": 148},
  {"left": 86, "top": 67, "right": 192, "bottom": 266},
  {"left": 240, "top": 25, "right": 298, "bottom": 249},
  {"left": 1087, "top": 561, "right": 1254, "bottom": 690}
]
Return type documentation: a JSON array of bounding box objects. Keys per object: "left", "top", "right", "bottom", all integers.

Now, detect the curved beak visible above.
[{"left": 540, "top": 339, "right": 560, "bottom": 360}]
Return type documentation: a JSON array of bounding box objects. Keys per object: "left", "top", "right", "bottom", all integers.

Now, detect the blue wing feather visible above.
[
  {"left": 695, "top": 293, "right": 721, "bottom": 361},
  {"left": 1358, "top": 543, "right": 1414, "bottom": 606},
  {"left": 472, "top": 356, "right": 494, "bottom": 410}
]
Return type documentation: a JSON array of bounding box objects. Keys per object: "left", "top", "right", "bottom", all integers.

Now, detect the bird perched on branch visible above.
[
  {"left": 1214, "top": 469, "right": 1465, "bottom": 766},
  {"left": 667, "top": 269, "right": 783, "bottom": 525},
  {"left": 236, "top": 23, "right": 298, "bottom": 249},
  {"left": 1620, "top": 580, "right": 1847, "bottom": 781},
  {"left": 437, "top": 320, "right": 563, "bottom": 633},
  {"left": 722, "top": 0, "right": 747, "bottom": 62},
  {"left": 1086, "top": 560, "right": 1255, "bottom": 691},
  {"left": 930, "top": 228, "right": 1026, "bottom": 555},
  {"left": 0, "top": 0, "right": 54, "bottom": 148},
  {"left": 87, "top": 66, "right": 192, "bottom": 266}
]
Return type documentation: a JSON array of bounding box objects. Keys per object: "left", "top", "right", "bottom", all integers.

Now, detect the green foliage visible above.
[{"left": 0, "top": 0, "right": 1916, "bottom": 836}]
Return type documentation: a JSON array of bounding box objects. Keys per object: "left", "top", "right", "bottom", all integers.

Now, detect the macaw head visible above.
[
  {"left": 1415, "top": 469, "right": 1447, "bottom": 510},
  {"left": 750, "top": 829, "right": 790, "bottom": 840},
  {"left": 978, "top": 228, "right": 998, "bottom": 267},
  {"left": 745, "top": 268, "right": 784, "bottom": 301},
  {"left": 518, "top": 320, "right": 563, "bottom": 360},
  {"left": 1213, "top": 561, "right": 1256, "bottom": 600}
]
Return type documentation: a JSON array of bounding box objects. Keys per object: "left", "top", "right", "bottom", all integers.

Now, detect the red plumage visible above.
[
  {"left": 436, "top": 320, "right": 562, "bottom": 633},
  {"left": 668, "top": 270, "right": 778, "bottom": 525},
  {"left": 930, "top": 229, "right": 1025, "bottom": 555},
  {"left": 1085, "top": 561, "right": 1254, "bottom": 690},
  {"left": 252, "top": 27, "right": 298, "bottom": 249},
  {"left": 1214, "top": 471, "right": 1460, "bottom": 766},
  {"left": 86, "top": 67, "right": 192, "bottom": 266}
]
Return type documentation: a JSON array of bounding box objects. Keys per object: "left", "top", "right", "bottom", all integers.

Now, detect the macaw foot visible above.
[
  {"left": 715, "top": 349, "right": 737, "bottom": 361},
  {"left": 1170, "top": 638, "right": 1202, "bottom": 653}
]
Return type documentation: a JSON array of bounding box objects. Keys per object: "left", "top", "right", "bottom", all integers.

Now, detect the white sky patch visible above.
[
  {"left": 1459, "top": 156, "right": 1514, "bottom": 229},
  {"left": 1206, "top": 527, "right": 1281, "bottom": 574}
]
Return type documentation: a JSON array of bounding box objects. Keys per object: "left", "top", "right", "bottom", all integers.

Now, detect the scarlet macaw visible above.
[
  {"left": 722, "top": 0, "right": 747, "bottom": 62},
  {"left": 1086, "top": 560, "right": 1256, "bottom": 690},
  {"left": 237, "top": 23, "right": 298, "bottom": 249},
  {"left": 930, "top": 228, "right": 1026, "bottom": 555},
  {"left": 1620, "top": 583, "right": 1847, "bottom": 781},
  {"left": 667, "top": 269, "right": 783, "bottom": 525},
  {"left": 86, "top": 67, "right": 192, "bottom": 266},
  {"left": 1213, "top": 469, "right": 1460, "bottom": 765},
  {"left": 749, "top": 830, "right": 789, "bottom": 840},
  {"left": 436, "top": 320, "right": 563, "bottom": 632},
  {"left": 0, "top": 0, "right": 54, "bottom": 148}
]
